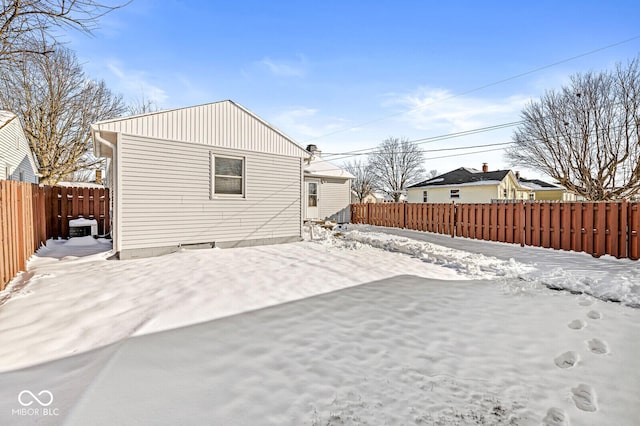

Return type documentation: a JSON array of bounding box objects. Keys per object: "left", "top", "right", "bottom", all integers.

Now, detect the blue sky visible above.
[{"left": 69, "top": 0, "right": 640, "bottom": 178}]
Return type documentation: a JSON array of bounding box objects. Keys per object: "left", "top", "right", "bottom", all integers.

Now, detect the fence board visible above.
[
  {"left": 1, "top": 182, "right": 111, "bottom": 289},
  {"left": 629, "top": 203, "right": 639, "bottom": 260},
  {"left": 349, "top": 200, "right": 638, "bottom": 261}
]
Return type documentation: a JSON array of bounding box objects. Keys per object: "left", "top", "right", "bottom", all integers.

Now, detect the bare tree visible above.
[
  {"left": 369, "top": 137, "right": 425, "bottom": 202},
  {"left": 506, "top": 58, "right": 640, "bottom": 201},
  {"left": 0, "top": 0, "right": 126, "bottom": 63},
  {"left": 127, "top": 91, "right": 161, "bottom": 115},
  {"left": 0, "top": 45, "right": 126, "bottom": 185},
  {"left": 344, "top": 159, "right": 375, "bottom": 203},
  {"left": 62, "top": 169, "right": 94, "bottom": 182}
]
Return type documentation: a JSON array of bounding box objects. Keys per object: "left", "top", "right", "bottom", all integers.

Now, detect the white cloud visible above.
[
  {"left": 106, "top": 61, "right": 169, "bottom": 105},
  {"left": 387, "top": 87, "right": 530, "bottom": 132},
  {"left": 273, "top": 107, "right": 348, "bottom": 142},
  {"left": 259, "top": 56, "right": 307, "bottom": 77}
]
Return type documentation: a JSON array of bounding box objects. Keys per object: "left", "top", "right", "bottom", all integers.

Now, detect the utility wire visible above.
[
  {"left": 323, "top": 121, "right": 521, "bottom": 157},
  {"left": 304, "top": 122, "right": 632, "bottom": 173},
  {"left": 301, "top": 34, "right": 640, "bottom": 144}
]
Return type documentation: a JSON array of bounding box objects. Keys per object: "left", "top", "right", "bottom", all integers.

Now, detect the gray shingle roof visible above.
[{"left": 408, "top": 167, "right": 511, "bottom": 188}]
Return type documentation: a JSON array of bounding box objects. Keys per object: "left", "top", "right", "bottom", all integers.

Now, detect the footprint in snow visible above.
[
  {"left": 554, "top": 351, "right": 580, "bottom": 369},
  {"left": 542, "top": 407, "right": 570, "bottom": 426},
  {"left": 587, "top": 338, "right": 609, "bottom": 355},
  {"left": 577, "top": 297, "right": 594, "bottom": 306},
  {"left": 586, "top": 310, "right": 602, "bottom": 320},
  {"left": 567, "top": 319, "right": 586, "bottom": 330},
  {"left": 571, "top": 384, "right": 598, "bottom": 412}
]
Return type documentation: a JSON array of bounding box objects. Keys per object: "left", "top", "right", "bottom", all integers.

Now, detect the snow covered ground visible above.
[{"left": 0, "top": 225, "right": 638, "bottom": 425}]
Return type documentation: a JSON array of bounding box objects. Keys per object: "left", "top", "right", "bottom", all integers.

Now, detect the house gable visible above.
[
  {"left": 0, "top": 111, "right": 39, "bottom": 183},
  {"left": 93, "top": 100, "right": 309, "bottom": 158}
]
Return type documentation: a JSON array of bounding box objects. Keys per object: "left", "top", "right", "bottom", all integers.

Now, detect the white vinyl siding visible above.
[
  {"left": 318, "top": 178, "right": 351, "bottom": 221},
  {"left": 118, "top": 134, "right": 302, "bottom": 250},
  {"left": 0, "top": 115, "right": 38, "bottom": 183},
  {"left": 95, "top": 101, "right": 308, "bottom": 158},
  {"left": 407, "top": 185, "right": 502, "bottom": 203}
]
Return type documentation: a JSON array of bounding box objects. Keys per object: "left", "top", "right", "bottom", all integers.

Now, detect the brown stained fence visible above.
[
  {"left": 46, "top": 186, "right": 110, "bottom": 239},
  {"left": 351, "top": 201, "right": 640, "bottom": 261},
  {"left": 0, "top": 181, "right": 110, "bottom": 290}
]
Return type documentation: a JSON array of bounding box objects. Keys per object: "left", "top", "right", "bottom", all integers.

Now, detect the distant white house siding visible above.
[
  {"left": 92, "top": 101, "right": 307, "bottom": 259},
  {"left": 407, "top": 173, "right": 531, "bottom": 204},
  {"left": 0, "top": 112, "right": 38, "bottom": 183}
]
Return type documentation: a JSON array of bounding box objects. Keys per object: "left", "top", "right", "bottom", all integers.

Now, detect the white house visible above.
[
  {"left": 303, "top": 145, "right": 354, "bottom": 222},
  {"left": 91, "top": 101, "right": 311, "bottom": 259},
  {"left": 0, "top": 111, "right": 38, "bottom": 183},
  {"left": 407, "top": 164, "right": 532, "bottom": 203}
]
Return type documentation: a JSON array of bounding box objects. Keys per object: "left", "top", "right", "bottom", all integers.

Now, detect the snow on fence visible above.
[
  {"left": 351, "top": 201, "right": 640, "bottom": 260},
  {"left": 0, "top": 181, "right": 110, "bottom": 289}
]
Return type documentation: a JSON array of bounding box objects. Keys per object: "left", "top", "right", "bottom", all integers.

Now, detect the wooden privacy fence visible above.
[
  {"left": 0, "top": 181, "right": 110, "bottom": 290},
  {"left": 351, "top": 201, "right": 640, "bottom": 260}
]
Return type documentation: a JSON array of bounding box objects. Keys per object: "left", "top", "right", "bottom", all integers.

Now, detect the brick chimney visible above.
[
  {"left": 306, "top": 144, "right": 321, "bottom": 158},
  {"left": 95, "top": 169, "right": 103, "bottom": 185},
  {"left": 482, "top": 163, "right": 488, "bottom": 173},
  {"left": 515, "top": 170, "right": 520, "bottom": 180}
]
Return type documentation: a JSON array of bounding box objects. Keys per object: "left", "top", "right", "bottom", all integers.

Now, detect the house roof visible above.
[
  {"left": 518, "top": 178, "right": 566, "bottom": 191},
  {"left": 304, "top": 155, "right": 355, "bottom": 179},
  {"left": 0, "top": 110, "right": 17, "bottom": 129},
  {"left": 0, "top": 110, "right": 40, "bottom": 173},
  {"left": 408, "top": 167, "right": 511, "bottom": 189}
]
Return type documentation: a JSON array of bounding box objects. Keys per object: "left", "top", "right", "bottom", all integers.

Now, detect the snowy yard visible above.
[{"left": 0, "top": 225, "right": 639, "bottom": 425}]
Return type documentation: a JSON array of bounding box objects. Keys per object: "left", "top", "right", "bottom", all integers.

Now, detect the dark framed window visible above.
[
  {"left": 450, "top": 189, "right": 460, "bottom": 199},
  {"left": 422, "top": 190, "right": 428, "bottom": 202},
  {"left": 211, "top": 154, "right": 244, "bottom": 197}
]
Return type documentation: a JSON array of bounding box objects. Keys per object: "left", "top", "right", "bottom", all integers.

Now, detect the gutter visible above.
[{"left": 90, "top": 125, "right": 119, "bottom": 253}]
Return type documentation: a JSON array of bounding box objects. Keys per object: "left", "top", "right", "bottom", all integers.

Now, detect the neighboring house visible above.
[
  {"left": 57, "top": 170, "right": 105, "bottom": 188},
  {"left": 517, "top": 177, "right": 580, "bottom": 201},
  {"left": 91, "top": 100, "right": 311, "bottom": 259},
  {"left": 304, "top": 144, "right": 354, "bottom": 222},
  {"left": 0, "top": 111, "right": 38, "bottom": 183},
  {"left": 406, "top": 163, "right": 533, "bottom": 203},
  {"left": 351, "top": 191, "right": 387, "bottom": 204}
]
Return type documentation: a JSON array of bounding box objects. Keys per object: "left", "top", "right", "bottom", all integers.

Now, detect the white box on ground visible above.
[{"left": 69, "top": 216, "right": 98, "bottom": 237}]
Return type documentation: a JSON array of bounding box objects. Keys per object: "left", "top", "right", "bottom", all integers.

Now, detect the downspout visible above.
[{"left": 91, "top": 125, "right": 120, "bottom": 253}]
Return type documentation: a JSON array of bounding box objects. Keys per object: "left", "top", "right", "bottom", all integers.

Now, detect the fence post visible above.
[
  {"left": 619, "top": 199, "right": 628, "bottom": 259},
  {"left": 450, "top": 201, "right": 456, "bottom": 238},
  {"left": 403, "top": 202, "right": 407, "bottom": 229},
  {"left": 629, "top": 202, "right": 639, "bottom": 260}
]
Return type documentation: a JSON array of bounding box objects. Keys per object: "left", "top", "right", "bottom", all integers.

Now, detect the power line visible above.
[
  {"left": 322, "top": 121, "right": 521, "bottom": 158},
  {"left": 326, "top": 141, "right": 515, "bottom": 162},
  {"left": 301, "top": 34, "right": 640, "bottom": 144},
  {"left": 307, "top": 146, "right": 512, "bottom": 175},
  {"left": 305, "top": 121, "right": 633, "bottom": 174}
]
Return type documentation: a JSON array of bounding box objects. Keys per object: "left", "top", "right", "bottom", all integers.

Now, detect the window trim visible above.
[{"left": 210, "top": 153, "right": 246, "bottom": 199}]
